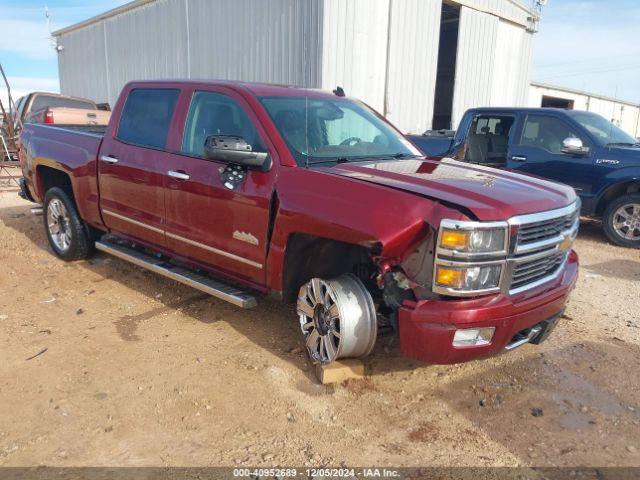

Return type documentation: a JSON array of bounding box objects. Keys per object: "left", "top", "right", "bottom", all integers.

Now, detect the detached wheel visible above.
[
  {"left": 297, "top": 274, "right": 377, "bottom": 364},
  {"left": 603, "top": 194, "right": 640, "bottom": 248},
  {"left": 44, "top": 187, "right": 94, "bottom": 261}
]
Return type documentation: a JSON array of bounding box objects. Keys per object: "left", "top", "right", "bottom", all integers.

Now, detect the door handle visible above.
[
  {"left": 168, "top": 170, "right": 190, "bottom": 180},
  {"left": 100, "top": 155, "right": 119, "bottom": 164},
  {"left": 511, "top": 155, "right": 527, "bottom": 162}
]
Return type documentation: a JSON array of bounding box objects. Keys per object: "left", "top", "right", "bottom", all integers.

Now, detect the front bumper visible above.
[{"left": 399, "top": 250, "right": 578, "bottom": 364}]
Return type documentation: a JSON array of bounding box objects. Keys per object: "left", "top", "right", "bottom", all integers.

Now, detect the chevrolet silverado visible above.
[{"left": 19, "top": 81, "right": 579, "bottom": 366}]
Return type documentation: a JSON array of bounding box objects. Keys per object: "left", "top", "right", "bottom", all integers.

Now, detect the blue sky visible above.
[{"left": 0, "top": 0, "right": 638, "bottom": 104}]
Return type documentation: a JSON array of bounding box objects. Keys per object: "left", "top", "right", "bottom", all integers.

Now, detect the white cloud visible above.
[
  {"left": 0, "top": 18, "right": 57, "bottom": 60},
  {"left": 0, "top": 77, "right": 60, "bottom": 108}
]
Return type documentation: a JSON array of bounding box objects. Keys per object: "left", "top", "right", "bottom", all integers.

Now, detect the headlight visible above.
[
  {"left": 435, "top": 264, "right": 502, "bottom": 291},
  {"left": 433, "top": 219, "right": 508, "bottom": 296},
  {"left": 440, "top": 226, "right": 506, "bottom": 253}
]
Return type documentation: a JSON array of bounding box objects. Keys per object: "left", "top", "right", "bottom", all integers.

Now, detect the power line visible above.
[
  {"left": 534, "top": 52, "right": 640, "bottom": 69},
  {"left": 536, "top": 63, "right": 640, "bottom": 80}
]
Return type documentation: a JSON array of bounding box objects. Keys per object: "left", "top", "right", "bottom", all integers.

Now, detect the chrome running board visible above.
[{"left": 95, "top": 239, "right": 257, "bottom": 309}]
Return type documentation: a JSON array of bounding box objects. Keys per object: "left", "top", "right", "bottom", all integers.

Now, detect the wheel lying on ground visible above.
[
  {"left": 602, "top": 194, "right": 640, "bottom": 248},
  {"left": 296, "top": 274, "right": 377, "bottom": 364},
  {"left": 43, "top": 187, "right": 94, "bottom": 261}
]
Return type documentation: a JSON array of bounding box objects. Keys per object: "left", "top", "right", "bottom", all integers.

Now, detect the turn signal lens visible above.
[
  {"left": 440, "top": 226, "right": 506, "bottom": 253},
  {"left": 441, "top": 230, "right": 469, "bottom": 250},
  {"left": 436, "top": 267, "right": 464, "bottom": 288},
  {"left": 435, "top": 264, "right": 502, "bottom": 291}
]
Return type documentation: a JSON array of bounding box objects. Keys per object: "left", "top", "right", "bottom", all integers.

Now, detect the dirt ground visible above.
[{"left": 0, "top": 186, "right": 639, "bottom": 468}]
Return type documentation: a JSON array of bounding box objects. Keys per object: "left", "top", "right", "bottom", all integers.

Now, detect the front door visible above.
[
  {"left": 507, "top": 113, "right": 595, "bottom": 195},
  {"left": 98, "top": 87, "right": 180, "bottom": 247},
  {"left": 163, "top": 88, "right": 276, "bottom": 285}
]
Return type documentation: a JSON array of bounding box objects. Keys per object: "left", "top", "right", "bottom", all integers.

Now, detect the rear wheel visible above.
[
  {"left": 603, "top": 194, "right": 640, "bottom": 248},
  {"left": 296, "top": 274, "right": 377, "bottom": 364},
  {"left": 44, "top": 187, "right": 94, "bottom": 261}
]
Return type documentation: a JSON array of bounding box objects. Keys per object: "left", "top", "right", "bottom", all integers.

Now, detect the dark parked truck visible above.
[
  {"left": 408, "top": 108, "right": 640, "bottom": 248},
  {"left": 19, "top": 81, "right": 579, "bottom": 367}
]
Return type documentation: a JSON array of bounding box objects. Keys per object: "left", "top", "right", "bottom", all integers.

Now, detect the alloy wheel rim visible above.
[
  {"left": 612, "top": 203, "right": 640, "bottom": 241},
  {"left": 297, "top": 278, "right": 342, "bottom": 364},
  {"left": 47, "top": 199, "right": 72, "bottom": 251}
]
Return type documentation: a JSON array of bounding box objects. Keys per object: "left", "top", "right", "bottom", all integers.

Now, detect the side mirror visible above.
[
  {"left": 204, "top": 135, "right": 270, "bottom": 170},
  {"left": 561, "top": 137, "right": 590, "bottom": 156}
]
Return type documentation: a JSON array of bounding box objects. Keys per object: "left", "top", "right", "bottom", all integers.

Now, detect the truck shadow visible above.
[
  {"left": 577, "top": 218, "right": 607, "bottom": 242},
  {"left": 1, "top": 202, "right": 416, "bottom": 382},
  {"left": 431, "top": 339, "right": 640, "bottom": 466},
  {"left": 582, "top": 259, "right": 640, "bottom": 281}
]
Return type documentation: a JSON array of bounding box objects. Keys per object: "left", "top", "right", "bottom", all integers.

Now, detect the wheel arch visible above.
[
  {"left": 596, "top": 180, "right": 640, "bottom": 216},
  {"left": 280, "top": 233, "right": 381, "bottom": 304},
  {"left": 35, "top": 165, "right": 75, "bottom": 202}
]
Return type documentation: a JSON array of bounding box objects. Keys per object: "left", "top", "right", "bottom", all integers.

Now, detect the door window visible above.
[
  {"left": 117, "top": 88, "right": 180, "bottom": 149},
  {"left": 181, "top": 91, "right": 264, "bottom": 157},
  {"left": 518, "top": 115, "right": 583, "bottom": 154},
  {"left": 464, "top": 115, "right": 514, "bottom": 164}
]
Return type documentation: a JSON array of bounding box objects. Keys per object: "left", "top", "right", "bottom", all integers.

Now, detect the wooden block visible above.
[{"left": 315, "top": 359, "right": 365, "bottom": 384}]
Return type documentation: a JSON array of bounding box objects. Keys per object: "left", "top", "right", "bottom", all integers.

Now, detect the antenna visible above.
[{"left": 45, "top": 6, "right": 63, "bottom": 52}]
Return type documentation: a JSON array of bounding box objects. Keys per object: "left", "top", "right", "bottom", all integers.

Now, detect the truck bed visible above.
[{"left": 31, "top": 124, "right": 107, "bottom": 136}]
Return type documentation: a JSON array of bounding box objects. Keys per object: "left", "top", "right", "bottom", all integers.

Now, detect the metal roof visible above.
[
  {"left": 52, "top": 0, "right": 155, "bottom": 36},
  {"left": 531, "top": 81, "right": 640, "bottom": 108},
  {"left": 53, "top": 0, "right": 539, "bottom": 37}
]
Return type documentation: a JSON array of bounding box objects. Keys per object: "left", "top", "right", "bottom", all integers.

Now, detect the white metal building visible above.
[
  {"left": 530, "top": 82, "right": 640, "bottom": 138},
  {"left": 53, "top": 0, "right": 540, "bottom": 134}
]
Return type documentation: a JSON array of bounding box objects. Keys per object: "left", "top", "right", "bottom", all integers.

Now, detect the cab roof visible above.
[{"left": 125, "top": 79, "right": 343, "bottom": 99}]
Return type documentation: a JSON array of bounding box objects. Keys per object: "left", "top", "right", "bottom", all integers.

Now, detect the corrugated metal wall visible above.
[
  {"left": 57, "top": 0, "right": 323, "bottom": 106},
  {"left": 451, "top": 6, "right": 498, "bottom": 127},
  {"left": 455, "top": 0, "right": 534, "bottom": 27},
  {"left": 385, "top": 0, "right": 442, "bottom": 134},
  {"left": 490, "top": 19, "right": 533, "bottom": 106},
  {"left": 104, "top": 0, "right": 188, "bottom": 105},
  {"left": 321, "top": 0, "right": 390, "bottom": 114},
  {"left": 56, "top": 0, "right": 537, "bottom": 134},
  {"left": 58, "top": 22, "right": 109, "bottom": 103},
  {"left": 187, "top": 0, "right": 322, "bottom": 87}
]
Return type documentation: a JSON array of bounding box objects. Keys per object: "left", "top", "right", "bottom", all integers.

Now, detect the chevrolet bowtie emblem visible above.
[{"left": 559, "top": 234, "right": 573, "bottom": 251}]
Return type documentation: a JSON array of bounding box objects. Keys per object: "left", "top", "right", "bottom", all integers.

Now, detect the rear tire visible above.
[
  {"left": 602, "top": 194, "right": 640, "bottom": 248},
  {"left": 44, "top": 187, "right": 94, "bottom": 261}
]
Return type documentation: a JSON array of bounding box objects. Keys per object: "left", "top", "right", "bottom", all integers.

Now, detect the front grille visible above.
[
  {"left": 518, "top": 209, "right": 579, "bottom": 246},
  {"left": 508, "top": 202, "right": 580, "bottom": 293},
  {"left": 511, "top": 251, "right": 566, "bottom": 290}
]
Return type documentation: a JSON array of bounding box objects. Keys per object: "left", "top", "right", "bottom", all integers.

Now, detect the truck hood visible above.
[
  {"left": 322, "top": 158, "right": 577, "bottom": 221},
  {"left": 606, "top": 146, "right": 640, "bottom": 166}
]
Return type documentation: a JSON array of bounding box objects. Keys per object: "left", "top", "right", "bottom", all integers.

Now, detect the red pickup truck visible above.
[{"left": 19, "top": 80, "right": 579, "bottom": 366}]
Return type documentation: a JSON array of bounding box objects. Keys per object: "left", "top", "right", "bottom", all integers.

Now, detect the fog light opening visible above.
[{"left": 452, "top": 327, "right": 495, "bottom": 347}]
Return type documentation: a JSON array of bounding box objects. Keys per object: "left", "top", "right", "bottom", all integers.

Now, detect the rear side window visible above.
[
  {"left": 117, "top": 88, "right": 180, "bottom": 149},
  {"left": 30, "top": 95, "right": 96, "bottom": 112}
]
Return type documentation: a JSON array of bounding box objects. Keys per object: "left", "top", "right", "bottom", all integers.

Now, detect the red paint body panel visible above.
[
  {"left": 329, "top": 158, "right": 577, "bottom": 221},
  {"left": 19, "top": 79, "right": 580, "bottom": 366},
  {"left": 399, "top": 251, "right": 579, "bottom": 364},
  {"left": 19, "top": 125, "right": 104, "bottom": 229}
]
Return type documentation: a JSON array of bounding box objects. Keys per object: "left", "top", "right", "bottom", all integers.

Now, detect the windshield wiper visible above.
[{"left": 306, "top": 157, "right": 351, "bottom": 166}]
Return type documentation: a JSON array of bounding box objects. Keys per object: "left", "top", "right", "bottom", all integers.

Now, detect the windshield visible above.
[
  {"left": 260, "top": 96, "right": 422, "bottom": 166},
  {"left": 571, "top": 111, "right": 638, "bottom": 147}
]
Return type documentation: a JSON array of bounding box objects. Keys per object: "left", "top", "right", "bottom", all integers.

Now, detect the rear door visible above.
[
  {"left": 507, "top": 113, "right": 595, "bottom": 194},
  {"left": 98, "top": 87, "right": 180, "bottom": 247},
  {"left": 162, "top": 86, "right": 277, "bottom": 284}
]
